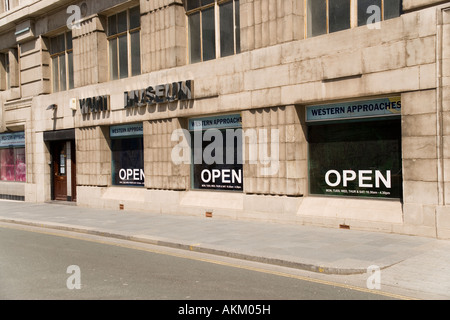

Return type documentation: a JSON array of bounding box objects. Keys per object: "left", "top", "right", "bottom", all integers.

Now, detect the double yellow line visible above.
[{"left": 0, "top": 222, "right": 416, "bottom": 300}]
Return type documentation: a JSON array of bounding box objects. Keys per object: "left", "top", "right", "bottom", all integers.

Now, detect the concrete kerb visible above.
[{"left": 0, "top": 217, "right": 370, "bottom": 275}]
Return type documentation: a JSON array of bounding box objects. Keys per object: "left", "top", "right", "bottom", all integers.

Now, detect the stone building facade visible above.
[{"left": 1, "top": 0, "right": 450, "bottom": 238}]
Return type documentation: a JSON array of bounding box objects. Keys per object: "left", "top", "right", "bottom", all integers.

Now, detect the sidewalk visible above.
[{"left": 1, "top": 200, "right": 450, "bottom": 299}]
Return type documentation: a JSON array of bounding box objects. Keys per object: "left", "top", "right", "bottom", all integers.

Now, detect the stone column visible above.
[
  {"left": 140, "top": 0, "right": 186, "bottom": 73},
  {"left": 242, "top": 105, "right": 306, "bottom": 196},
  {"left": 72, "top": 15, "right": 108, "bottom": 87},
  {"left": 240, "top": 0, "right": 304, "bottom": 52},
  {"left": 144, "top": 117, "right": 189, "bottom": 190},
  {"left": 76, "top": 126, "right": 111, "bottom": 187}
]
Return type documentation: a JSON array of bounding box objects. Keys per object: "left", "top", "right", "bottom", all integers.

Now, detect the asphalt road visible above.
[{"left": 0, "top": 223, "right": 397, "bottom": 302}]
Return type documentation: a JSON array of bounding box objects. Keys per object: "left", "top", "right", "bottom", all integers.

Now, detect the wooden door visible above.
[{"left": 53, "top": 141, "right": 68, "bottom": 201}]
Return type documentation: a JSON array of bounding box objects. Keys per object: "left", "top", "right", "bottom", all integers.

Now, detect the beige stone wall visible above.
[
  {"left": 72, "top": 15, "right": 108, "bottom": 87},
  {"left": 437, "top": 7, "right": 450, "bottom": 238},
  {"left": 141, "top": 0, "right": 186, "bottom": 73},
  {"left": 144, "top": 117, "right": 189, "bottom": 190},
  {"left": 403, "top": 0, "right": 450, "bottom": 11},
  {"left": 240, "top": 0, "right": 303, "bottom": 51},
  {"left": 20, "top": 38, "right": 50, "bottom": 97},
  {"left": 76, "top": 126, "right": 111, "bottom": 187},
  {"left": 242, "top": 105, "right": 307, "bottom": 196}
]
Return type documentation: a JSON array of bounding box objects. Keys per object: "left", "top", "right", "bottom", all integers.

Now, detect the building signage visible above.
[
  {"left": 189, "top": 114, "right": 242, "bottom": 131},
  {"left": 110, "top": 123, "right": 144, "bottom": 138},
  {"left": 0, "top": 132, "right": 25, "bottom": 148},
  {"left": 124, "top": 80, "right": 194, "bottom": 108},
  {"left": 79, "top": 95, "right": 110, "bottom": 115},
  {"left": 306, "top": 97, "right": 401, "bottom": 123},
  {"left": 190, "top": 114, "right": 243, "bottom": 192}
]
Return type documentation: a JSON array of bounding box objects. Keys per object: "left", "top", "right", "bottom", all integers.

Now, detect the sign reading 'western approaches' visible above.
[{"left": 306, "top": 97, "right": 401, "bottom": 122}]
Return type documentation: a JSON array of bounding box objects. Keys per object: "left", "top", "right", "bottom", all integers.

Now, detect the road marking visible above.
[{"left": 0, "top": 222, "right": 416, "bottom": 300}]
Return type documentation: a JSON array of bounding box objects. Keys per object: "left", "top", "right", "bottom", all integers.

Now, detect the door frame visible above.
[{"left": 44, "top": 129, "right": 77, "bottom": 202}]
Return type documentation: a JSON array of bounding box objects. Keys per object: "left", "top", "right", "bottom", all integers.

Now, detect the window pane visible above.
[
  {"left": 307, "top": 0, "right": 327, "bottom": 37},
  {"left": 66, "top": 31, "right": 73, "bottom": 50},
  {"left": 358, "top": 0, "right": 382, "bottom": 26},
  {"left": 52, "top": 57, "right": 59, "bottom": 92},
  {"left": 5, "top": 54, "right": 10, "bottom": 89},
  {"left": 15, "top": 148, "right": 26, "bottom": 182},
  {"left": 118, "top": 11, "right": 128, "bottom": 33},
  {"left": 131, "top": 31, "right": 141, "bottom": 76},
  {"left": 201, "top": 0, "right": 215, "bottom": 6},
  {"left": 68, "top": 51, "right": 74, "bottom": 89},
  {"left": 112, "top": 138, "right": 144, "bottom": 186},
  {"left": 384, "top": 0, "right": 401, "bottom": 20},
  {"left": 59, "top": 54, "right": 66, "bottom": 91},
  {"left": 50, "top": 37, "right": 58, "bottom": 55},
  {"left": 308, "top": 120, "right": 402, "bottom": 199},
  {"left": 235, "top": 0, "right": 240, "bottom": 54},
  {"left": 109, "top": 38, "right": 118, "bottom": 80},
  {"left": 0, "top": 149, "right": 15, "bottom": 181},
  {"left": 188, "top": 12, "right": 201, "bottom": 63},
  {"left": 202, "top": 6, "right": 216, "bottom": 61},
  {"left": 329, "top": 0, "right": 351, "bottom": 33},
  {"left": 119, "top": 34, "right": 128, "bottom": 79},
  {"left": 186, "top": 0, "right": 201, "bottom": 11},
  {"left": 129, "top": 6, "right": 141, "bottom": 29},
  {"left": 220, "top": 1, "right": 234, "bottom": 57},
  {"left": 108, "top": 15, "right": 117, "bottom": 36},
  {"left": 58, "top": 34, "right": 65, "bottom": 52}
]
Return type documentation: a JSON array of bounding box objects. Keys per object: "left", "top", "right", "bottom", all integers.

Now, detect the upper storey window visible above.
[
  {"left": 307, "top": 0, "right": 402, "bottom": 37},
  {"left": 186, "top": 0, "right": 240, "bottom": 64},
  {"left": 50, "top": 31, "right": 74, "bottom": 92},
  {"left": 107, "top": 6, "right": 141, "bottom": 80}
]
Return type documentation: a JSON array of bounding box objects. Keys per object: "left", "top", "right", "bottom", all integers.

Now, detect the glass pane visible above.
[
  {"left": 384, "top": 0, "right": 401, "bottom": 20},
  {"left": 131, "top": 31, "right": 141, "bottom": 76},
  {"left": 108, "top": 15, "right": 117, "bottom": 36},
  {"left": 188, "top": 12, "right": 201, "bottom": 63},
  {"left": 5, "top": 54, "right": 10, "bottom": 89},
  {"left": 192, "top": 129, "right": 243, "bottom": 191},
  {"left": 358, "top": 0, "right": 382, "bottom": 26},
  {"left": 58, "top": 34, "right": 65, "bottom": 52},
  {"left": 235, "top": 0, "right": 240, "bottom": 54},
  {"left": 111, "top": 138, "right": 144, "bottom": 186},
  {"left": 109, "top": 38, "right": 118, "bottom": 80},
  {"left": 68, "top": 51, "right": 74, "bottom": 89},
  {"left": 66, "top": 31, "right": 73, "bottom": 50},
  {"left": 329, "top": 0, "right": 351, "bottom": 33},
  {"left": 118, "top": 11, "right": 128, "bottom": 33},
  {"left": 186, "top": 0, "right": 201, "bottom": 11},
  {"left": 50, "top": 37, "right": 58, "bottom": 55},
  {"left": 0, "top": 149, "right": 15, "bottom": 181},
  {"left": 220, "top": 1, "right": 234, "bottom": 57},
  {"left": 202, "top": 6, "right": 216, "bottom": 61},
  {"left": 119, "top": 34, "right": 128, "bottom": 79},
  {"left": 15, "top": 148, "right": 26, "bottom": 182},
  {"left": 59, "top": 54, "right": 66, "bottom": 91},
  {"left": 307, "top": 0, "right": 327, "bottom": 37},
  {"left": 129, "top": 6, "right": 141, "bottom": 29},
  {"left": 308, "top": 119, "right": 402, "bottom": 199},
  {"left": 52, "top": 57, "right": 59, "bottom": 92},
  {"left": 201, "top": 0, "right": 215, "bottom": 6}
]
